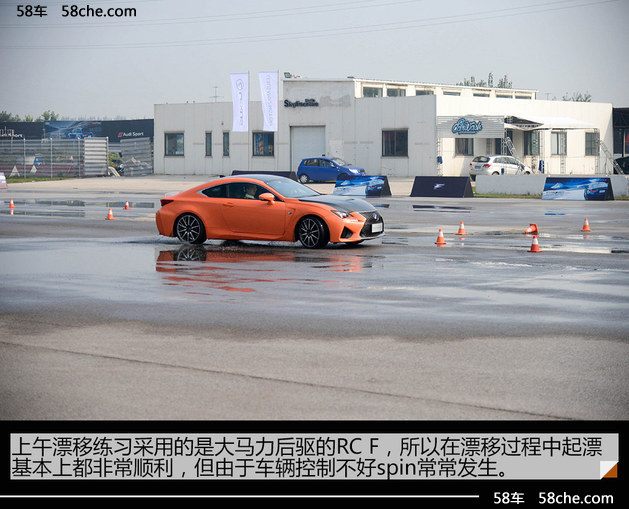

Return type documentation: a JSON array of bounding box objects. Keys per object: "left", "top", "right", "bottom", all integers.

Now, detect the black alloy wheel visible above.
[
  {"left": 175, "top": 213, "right": 206, "bottom": 244},
  {"left": 297, "top": 216, "right": 329, "bottom": 249}
]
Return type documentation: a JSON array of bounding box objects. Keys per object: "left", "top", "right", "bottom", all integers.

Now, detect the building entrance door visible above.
[{"left": 290, "top": 126, "right": 325, "bottom": 172}]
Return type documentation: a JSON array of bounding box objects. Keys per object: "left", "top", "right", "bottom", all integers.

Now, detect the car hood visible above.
[{"left": 297, "top": 195, "right": 375, "bottom": 213}]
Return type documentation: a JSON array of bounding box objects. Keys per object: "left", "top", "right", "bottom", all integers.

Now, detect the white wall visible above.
[
  {"left": 154, "top": 80, "right": 613, "bottom": 179},
  {"left": 436, "top": 96, "right": 613, "bottom": 176}
]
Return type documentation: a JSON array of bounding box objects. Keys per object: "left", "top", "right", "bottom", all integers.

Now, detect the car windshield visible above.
[
  {"left": 266, "top": 178, "right": 320, "bottom": 198},
  {"left": 473, "top": 156, "right": 490, "bottom": 163},
  {"left": 330, "top": 157, "right": 350, "bottom": 166}
]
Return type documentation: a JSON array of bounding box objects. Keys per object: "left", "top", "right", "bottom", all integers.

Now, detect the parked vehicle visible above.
[
  {"left": 614, "top": 156, "right": 629, "bottom": 174},
  {"left": 469, "top": 155, "right": 532, "bottom": 180},
  {"left": 297, "top": 157, "right": 365, "bottom": 183}
]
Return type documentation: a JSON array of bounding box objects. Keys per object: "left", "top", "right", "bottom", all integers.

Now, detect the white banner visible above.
[
  {"left": 230, "top": 73, "right": 249, "bottom": 132},
  {"left": 258, "top": 71, "right": 278, "bottom": 132}
]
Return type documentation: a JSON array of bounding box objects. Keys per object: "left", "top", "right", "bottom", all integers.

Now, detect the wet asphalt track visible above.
[{"left": 0, "top": 180, "right": 628, "bottom": 420}]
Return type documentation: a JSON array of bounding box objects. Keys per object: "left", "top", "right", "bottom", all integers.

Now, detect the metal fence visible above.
[
  {"left": 0, "top": 137, "right": 110, "bottom": 178},
  {"left": 116, "top": 137, "right": 153, "bottom": 176}
]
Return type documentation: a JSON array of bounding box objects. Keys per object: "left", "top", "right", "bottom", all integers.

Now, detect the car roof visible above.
[{"left": 213, "top": 174, "right": 294, "bottom": 184}]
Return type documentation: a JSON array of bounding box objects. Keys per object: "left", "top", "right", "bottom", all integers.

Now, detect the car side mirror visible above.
[{"left": 259, "top": 192, "right": 275, "bottom": 203}]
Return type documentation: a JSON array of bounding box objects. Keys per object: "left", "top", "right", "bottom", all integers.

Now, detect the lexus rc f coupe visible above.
[{"left": 156, "top": 174, "right": 384, "bottom": 249}]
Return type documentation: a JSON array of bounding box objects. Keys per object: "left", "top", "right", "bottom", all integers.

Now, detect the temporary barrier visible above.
[
  {"left": 542, "top": 177, "right": 614, "bottom": 201},
  {"left": 333, "top": 175, "right": 392, "bottom": 197},
  {"left": 410, "top": 176, "right": 473, "bottom": 197}
]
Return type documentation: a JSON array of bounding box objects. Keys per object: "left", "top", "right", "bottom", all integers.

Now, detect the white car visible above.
[{"left": 469, "top": 155, "right": 532, "bottom": 180}]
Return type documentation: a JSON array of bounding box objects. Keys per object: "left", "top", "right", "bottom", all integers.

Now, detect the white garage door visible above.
[{"left": 291, "top": 126, "right": 325, "bottom": 172}]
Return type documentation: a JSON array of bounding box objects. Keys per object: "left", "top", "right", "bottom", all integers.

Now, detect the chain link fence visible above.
[{"left": 0, "top": 137, "right": 111, "bottom": 178}]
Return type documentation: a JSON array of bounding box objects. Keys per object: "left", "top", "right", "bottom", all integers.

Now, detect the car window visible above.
[
  {"left": 265, "top": 178, "right": 320, "bottom": 198},
  {"left": 201, "top": 184, "right": 227, "bottom": 198},
  {"left": 226, "top": 182, "right": 267, "bottom": 199}
]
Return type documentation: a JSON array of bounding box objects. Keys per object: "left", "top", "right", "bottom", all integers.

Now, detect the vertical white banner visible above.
[
  {"left": 259, "top": 71, "right": 278, "bottom": 132},
  {"left": 230, "top": 73, "right": 249, "bottom": 132}
]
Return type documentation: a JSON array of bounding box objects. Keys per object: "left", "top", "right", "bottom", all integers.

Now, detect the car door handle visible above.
[{"left": 223, "top": 202, "right": 235, "bottom": 207}]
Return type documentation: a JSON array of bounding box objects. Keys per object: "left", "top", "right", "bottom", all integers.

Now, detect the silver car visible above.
[{"left": 469, "top": 155, "right": 532, "bottom": 180}]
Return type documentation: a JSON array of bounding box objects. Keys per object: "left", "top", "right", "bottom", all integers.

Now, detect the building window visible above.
[
  {"left": 524, "top": 131, "right": 540, "bottom": 156},
  {"left": 585, "top": 132, "right": 599, "bottom": 156},
  {"left": 551, "top": 131, "right": 567, "bottom": 155},
  {"left": 253, "top": 132, "right": 274, "bottom": 156},
  {"left": 165, "top": 133, "right": 184, "bottom": 156},
  {"left": 387, "top": 88, "right": 406, "bottom": 97},
  {"left": 455, "top": 138, "right": 474, "bottom": 156},
  {"left": 205, "top": 132, "right": 212, "bottom": 157},
  {"left": 363, "top": 86, "right": 382, "bottom": 97},
  {"left": 486, "top": 138, "right": 502, "bottom": 155},
  {"left": 443, "top": 90, "right": 461, "bottom": 96},
  {"left": 223, "top": 132, "right": 230, "bottom": 157},
  {"left": 382, "top": 129, "right": 408, "bottom": 157},
  {"left": 415, "top": 89, "right": 434, "bottom": 95}
]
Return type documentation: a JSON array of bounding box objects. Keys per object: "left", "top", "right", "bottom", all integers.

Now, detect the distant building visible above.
[{"left": 154, "top": 77, "right": 614, "bottom": 177}]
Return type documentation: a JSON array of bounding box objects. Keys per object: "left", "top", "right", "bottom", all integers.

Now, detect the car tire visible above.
[
  {"left": 492, "top": 171, "right": 500, "bottom": 175},
  {"left": 297, "top": 216, "right": 329, "bottom": 249},
  {"left": 175, "top": 213, "right": 206, "bottom": 244},
  {"left": 299, "top": 174, "right": 310, "bottom": 184},
  {"left": 338, "top": 173, "right": 349, "bottom": 180}
]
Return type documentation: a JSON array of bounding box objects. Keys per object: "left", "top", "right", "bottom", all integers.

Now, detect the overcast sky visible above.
[{"left": 0, "top": 0, "right": 627, "bottom": 120}]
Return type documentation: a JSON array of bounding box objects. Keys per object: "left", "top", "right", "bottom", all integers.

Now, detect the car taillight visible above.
[
  {"left": 160, "top": 198, "right": 174, "bottom": 206},
  {"left": 483, "top": 164, "right": 491, "bottom": 168}
]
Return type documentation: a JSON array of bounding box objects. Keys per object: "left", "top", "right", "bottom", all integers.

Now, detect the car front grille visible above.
[{"left": 359, "top": 211, "right": 384, "bottom": 238}]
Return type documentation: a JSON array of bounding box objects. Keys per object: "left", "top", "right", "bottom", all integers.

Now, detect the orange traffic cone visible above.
[
  {"left": 525, "top": 223, "right": 538, "bottom": 235},
  {"left": 435, "top": 228, "right": 447, "bottom": 246},
  {"left": 106, "top": 208, "right": 115, "bottom": 220},
  {"left": 455, "top": 221, "right": 467, "bottom": 235},
  {"left": 8, "top": 199, "right": 15, "bottom": 209},
  {"left": 528, "top": 235, "right": 543, "bottom": 252},
  {"left": 581, "top": 218, "right": 591, "bottom": 232},
  {"left": 124, "top": 201, "right": 130, "bottom": 210}
]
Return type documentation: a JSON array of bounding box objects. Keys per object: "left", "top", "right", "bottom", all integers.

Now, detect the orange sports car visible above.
[{"left": 155, "top": 174, "right": 384, "bottom": 248}]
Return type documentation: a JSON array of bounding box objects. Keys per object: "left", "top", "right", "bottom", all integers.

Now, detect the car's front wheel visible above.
[
  {"left": 338, "top": 173, "right": 349, "bottom": 180},
  {"left": 299, "top": 173, "right": 310, "bottom": 184},
  {"left": 297, "top": 216, "right": 329, "bottom": 249},
  {"left": 175, "top": 213, "right": 206, "bottom": 244}
]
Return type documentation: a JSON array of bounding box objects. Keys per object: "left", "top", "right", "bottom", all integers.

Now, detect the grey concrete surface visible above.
[{"left": 1, "top": 176, "right": 628, "bottom": 421}]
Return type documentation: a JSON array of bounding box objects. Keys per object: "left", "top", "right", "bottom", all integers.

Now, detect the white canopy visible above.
[{"left": 505, "top": 115, "right": 596, "bottom": 130}]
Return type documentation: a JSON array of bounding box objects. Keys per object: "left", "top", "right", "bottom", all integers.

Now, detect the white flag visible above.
[
  {"left": 230, "top": 73, "right": 249, "bottom": 132},
  {"left": 258, "top": 71, "right": 278, "bottom": 132}
]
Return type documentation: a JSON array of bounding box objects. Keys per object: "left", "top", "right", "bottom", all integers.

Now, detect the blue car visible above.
[
  {"left": 297, "top": 157, "right": 365, "bottom": 183},
  {"left": 584, "top": 180, "right": 608, "bottom": 200}
]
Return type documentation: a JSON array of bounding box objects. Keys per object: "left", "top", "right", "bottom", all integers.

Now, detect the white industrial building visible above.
[{"left": 154, "top": 77, "right": 615, "bottom": 178}]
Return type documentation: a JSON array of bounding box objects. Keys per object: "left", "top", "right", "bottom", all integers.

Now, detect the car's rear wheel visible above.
[
  {"left": 299, "top": 173, "right": 310, "bottom": 184},
  {"left": 297, "top": 216, "right": 329, "bottom": 249},
  {"left": 175, "top": 213, "right": 206, "bottom": 244}
]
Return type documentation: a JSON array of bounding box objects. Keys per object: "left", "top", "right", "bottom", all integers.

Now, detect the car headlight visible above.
[
  {"left": 331, "top": 209, "right": 359, "bottom": 221},
  {"left": 331, "top": 209, "right": 350, "bottom": 218},
  {"left": 349, "top": 169, "right": 360, "bottom": 173}
]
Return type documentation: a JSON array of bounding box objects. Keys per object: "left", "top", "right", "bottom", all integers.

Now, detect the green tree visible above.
[
  {"left": 562, "top": 91, "right": 591, "bottom": 102},
  {"left": 38, "top": 110, "right": 60, "bottom": 121},
  {"left": 457, "top": 72, "right": 512, "bottom": 89},
  {"left": 0, "top": 111, "right": 21, "bottom": 121}
]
